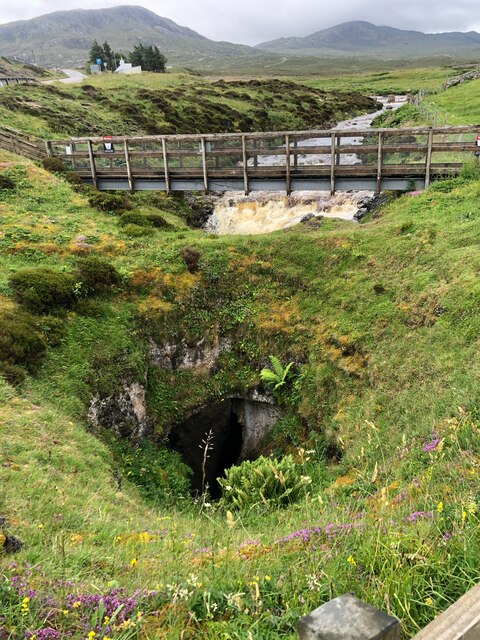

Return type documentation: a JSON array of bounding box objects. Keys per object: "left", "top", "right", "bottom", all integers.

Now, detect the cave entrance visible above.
[{"left": 168, "top": 399, "right": 244, "bottom": 498}]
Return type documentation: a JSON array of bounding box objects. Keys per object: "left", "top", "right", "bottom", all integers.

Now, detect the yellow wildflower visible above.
[
  {"left": 103, "top": 616, "right": 110, "bottom": 625},
  {"left": 424, "top": 597, "right": 433, "bottom": 606},
  {"left": 347, "top": 555, "right": 357, "bottom": 567},
  {"left": 437, "top": 501, "right": 444, "bottom": 514},
  {"left": 72, "top": 601, "right": 81, "bottom": 608},
  {"left": 129, "top": 557, "right": 137, "bottom": 567},
  {"left": 265, "top": 575, "right": 271, "bottom": 582},
  {"left": 87, "top": 632, "right": 96, "bottom": 640}
]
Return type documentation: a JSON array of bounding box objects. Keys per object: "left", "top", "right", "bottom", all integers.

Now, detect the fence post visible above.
[
  {"left": 86, "top": 139, "right": 98, "bottom": 190},
  {"left": 330, "top": 133, "right": 336, "bottom": 195},
  {"left": 425, "top": 129, "right": 434, "bottom": 190},
  {"left": 123, "top": 138, "right": 133, "bottom": 192},
  {"left": 297, "top": 594, "right": 400, "bottom": 640},
  {"left": 376, "top": 131, "right": 384, "bottom": 195},
  {"left": 241, "top": 135, "right": 249, "bottom": 196},
  {"left": 285, "top": 134, "right": 291, "bottom": 195},
  {"left": 200, "top": 137, "right": 209, "bottom": 194},
  {"left": 161, "top": 138, "right": 170, "bottom": 194}
]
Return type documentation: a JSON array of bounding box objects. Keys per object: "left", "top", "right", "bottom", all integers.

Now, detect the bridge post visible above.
[
  {"left": 44, "top": 140, "right": 52, "bottom": 158},
  {"left": 425, "top": 129, "right": 434, "bottom": 189},
  {"left": 330, "top": 133, "right": 336, "bottom": 195},
  {"left": 376, "top": 131, "right": 384, "bottom": 194},
  {"left": 285, "top": 134, "right": 291, "bottom": 195},
  {"left": 123, "top": 138, "right": 134, "bottom": 192},
  {"left": 161, "top": 138, "right": 170, "bottom": 194},
  {"left": 200, "top": 137, "right": 209, "bottom": 194},
  {"left": 241, "top": 135, "right": 249, "bottom": 196},
  {"left": 86, "top": 140, "right": 98, "bottom": 190}
]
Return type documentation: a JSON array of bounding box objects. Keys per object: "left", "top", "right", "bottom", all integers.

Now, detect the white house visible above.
[{"left": 115, "top": 59, "right": 142, "bottom": 75}]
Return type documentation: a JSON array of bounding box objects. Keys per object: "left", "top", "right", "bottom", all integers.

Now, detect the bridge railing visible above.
[
  {"left": 43, "top": 124, "right": 480, "bottom": 193},
  {"left": 0, "top": 126, "right": 47, "bottom": 161}
]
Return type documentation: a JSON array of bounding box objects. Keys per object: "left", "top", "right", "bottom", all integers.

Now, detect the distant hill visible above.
[
  {"left": 0, "top": 5, "right": 264, "bottom": 69},
  {"left": 257, "top": 21, "right": 480, "bottom": 59}
]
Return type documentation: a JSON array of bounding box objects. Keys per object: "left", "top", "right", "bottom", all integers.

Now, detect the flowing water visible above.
[{"left": 206, "top": 95, "right": 407, "bottom": 235}]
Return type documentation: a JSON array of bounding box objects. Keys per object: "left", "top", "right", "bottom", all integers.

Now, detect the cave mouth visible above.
[{"left": 168, "top": 398, "right": 244, "bottom": 499}]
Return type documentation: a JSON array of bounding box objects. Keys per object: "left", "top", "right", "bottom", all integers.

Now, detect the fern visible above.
[{"left": 260, "top": 356, "right": 294, "bottom": 391}]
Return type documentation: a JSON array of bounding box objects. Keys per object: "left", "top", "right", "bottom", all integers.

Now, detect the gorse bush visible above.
[
  {"left": 9, "top": 268, "right": 77, "bottom": 314},
  {"left": 75, "top": 256, "right": 121, "bottom": 295},
  {"left": 218, "top": 455, "right": 311, "bottom": 511}
]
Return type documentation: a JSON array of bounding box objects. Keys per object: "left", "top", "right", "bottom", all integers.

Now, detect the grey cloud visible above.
[{"left": 0, "top": 0, "right": 479, "bottom": 44}]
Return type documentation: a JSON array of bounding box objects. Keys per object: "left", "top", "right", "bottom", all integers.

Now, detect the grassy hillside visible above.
[
  {"left": 0, "top": 73, "right": 377, "bottom": 139},
  {"left": 1, "top": 138, "right": 480, "bottom": 639}
]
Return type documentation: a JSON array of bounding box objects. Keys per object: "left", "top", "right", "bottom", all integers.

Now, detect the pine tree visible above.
[
  {"left": 88, "top": 40, "right": 104, "bottom": 65},
  {"left": 102, "top": 41, "right": 115, "bottom": 71}
]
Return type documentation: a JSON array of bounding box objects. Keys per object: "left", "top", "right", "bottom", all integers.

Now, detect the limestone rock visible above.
[
  {"left": 149, "top": 336, "right": 232, "bottom": 374},
  {"left": 87, "top": 381, "right": 152, "bottom": 439}
]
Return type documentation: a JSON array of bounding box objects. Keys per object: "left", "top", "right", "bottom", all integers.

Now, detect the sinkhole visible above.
[{"left": 168, "top": 397, "right": 280, "bottom": 498}]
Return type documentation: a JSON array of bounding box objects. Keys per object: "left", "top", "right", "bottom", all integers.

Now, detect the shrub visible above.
[
  {"left": 9, "top": 268, "right": 76, "bottom": 314},
  {"left": 181, "top": 247, "right": 201, "bottom": 273},
  {"left": 41, "top": 157, "right": 68, "bottom": 174},
  {"left": 75, "top": 256, "right": 121, "bottom": 295},
  {"left": 121, "top": 223, "right": 154, "bottom": 238},
  {"left": 145, "top": 212, "right": 172, "bottom": 229},
  {"left": 88, "top": 191, "right": 131, "bottom": 213},
  {"left": 0, "top": 361, "right": 25, "bottom": 385},
  {"left": 0, "top": 311, "right": 47, "bottom": 383},
  {"left": 118, "top": 211, "right": 151, "bottom": 227},
  {"left": 460, "top": 158, "right": 480, "bottom": 181},
  {"left": 260, "top": 356, "right": 294, "bottom": 391},
  {"left": 218, "top": 455, "right": 311, "bottom": 511},
  {"left": 0, "top": 174, "right": 15, "bottom": 190}
]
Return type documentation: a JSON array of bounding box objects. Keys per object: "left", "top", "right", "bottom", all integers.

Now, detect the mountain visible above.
[
  {"left": 257, "top": 20, "right": 480, "bottom": 59},
  {"left": 0, "top": 5, "right": 263, "bottom": 69}
]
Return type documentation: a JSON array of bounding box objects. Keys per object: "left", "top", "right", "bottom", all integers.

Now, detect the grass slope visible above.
[
  {"left": 0, "top": 73, "right": 376, "bottom": 139},
  {"left": 0, "top": 147, "right": 480, "bottom": 638}
]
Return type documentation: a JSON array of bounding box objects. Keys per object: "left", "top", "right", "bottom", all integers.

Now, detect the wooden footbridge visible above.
[{"left": 2, "top": 125, "right": 479, "bottom": 194}]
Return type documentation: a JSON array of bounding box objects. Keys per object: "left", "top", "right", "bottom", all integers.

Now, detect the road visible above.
[{"left": 44, "top": 69, "right": 86, "bottom": 85}]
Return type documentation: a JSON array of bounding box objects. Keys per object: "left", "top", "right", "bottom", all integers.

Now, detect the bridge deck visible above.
[{"left": 1, "top": 124, "right": 479, "bottom": 193}]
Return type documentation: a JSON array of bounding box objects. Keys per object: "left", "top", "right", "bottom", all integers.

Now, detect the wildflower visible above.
[
  {"left": 103, "top": 616, "right": 110, "bottom": 625},
  {"left": 129, "top": 557, "right": 137, "bottom": 567},
  {"left": 347, "top": 555, "right": 357, "bottom": 567},
  {"left": 462, "top": 510, "right": 467, "bottom": 523},
  {"left": 422, "top": 438, "right": 440, "bottom": 453},
  {"left": 265, "top": 575, "right": 271, "bottom": 581},
  {"left": 72, "top": 601, "right": 81, "bottom": 608},
  {"left": 21, "top": 596, "right": 30, "bottom": 617},
  {"left": 424, "top": 597, "right": 433, "bottom": 606},
  {"left": 437, "top": 501, "right": 444, "bottom": 514},
  {"left": 87, "top": 632, "right": 96, "bottom": 640}
]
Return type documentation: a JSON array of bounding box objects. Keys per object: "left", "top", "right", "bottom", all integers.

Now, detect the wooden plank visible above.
[
  {"left": 413, "top": 583, "right": 480, "bottom": 640},
  {"left": 293, "top": 138, "right": 298, "bottom": 169},
  {"left": 330, "top": 133, "right": 336, "bottom": 195},
  {"left": 285, "top": 134, "right": 291, "bottom": 195},
  {"left": 200, "top": 137, "right": 209, "bottom": 194},
  {"left": 376, "top": 131, "right": 384, "bottom": 194},
  {"left": 425, "top": 129, "right": 434, "bottom": 189},
  {"left": 54, "top": 124, "right": 479, "bottom": 147},
  {"left": 241, "top": 135, "right": 249, "bottom": 195},
  {"left": 161, "top": 138, "right": 170, "bottom": 194},
  {"left": 87, "top": 140, "right": 98, "bottom": 189},
  {"left": 123, "top": 138, "right": 134, "bottom": 192},
  {"left": 45, "top": 140, "right": 53, "bottom": 158}
]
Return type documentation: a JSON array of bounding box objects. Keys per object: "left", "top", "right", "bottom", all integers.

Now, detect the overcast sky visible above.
[{"left": 0, "top": 0, "right": 479, "bottom": 45}]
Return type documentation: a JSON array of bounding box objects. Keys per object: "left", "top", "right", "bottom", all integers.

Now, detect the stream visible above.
[{"left": 206, "top": 95, "right": 406, "bottom": 235}]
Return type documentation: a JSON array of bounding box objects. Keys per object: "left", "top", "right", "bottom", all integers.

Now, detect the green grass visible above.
[
  {"left": 0, "top": 73, "right": 376, "bottom": 140},
  {"left": 424, "top": 78, "right": 480, "bottom": 125},
  {"left": 1, "top": 146, "right": 480, "bottom": 638}
]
